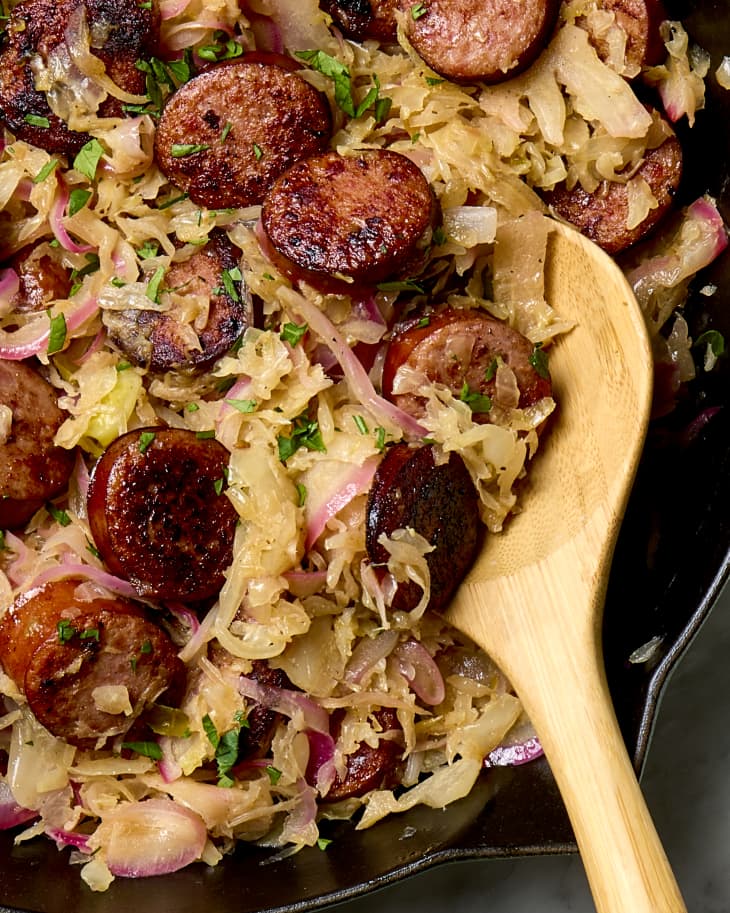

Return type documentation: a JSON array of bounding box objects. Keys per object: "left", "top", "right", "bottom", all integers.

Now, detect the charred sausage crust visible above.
[
  {"left": 320, "top": 0, "right": 398, "bottom": 42},
  {"left": 0, "top": 0, "right": 159, "bottom": 153},
  {"left": 262, "top": 149, "right": 436, "bottom": 285},
  {"left": 366, "top": 443, "right": 481, "bottom": 615},
  {"left": 104, "top": 231, "right": 249, "bottom": 373},
  {"left": 153, "top": 59, "right": 332, "bottom": 210},
  {"left": 87, "top": 427, "right": 238, "bottom": 601}
]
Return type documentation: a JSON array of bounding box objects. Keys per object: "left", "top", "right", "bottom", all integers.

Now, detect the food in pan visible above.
[{"left": 0, "top": 0, "right": 726, "bottom": 891}]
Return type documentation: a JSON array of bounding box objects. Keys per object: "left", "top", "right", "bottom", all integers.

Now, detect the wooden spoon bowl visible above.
[{"left": 445, "top": 221, "right": 686, "bottom": 912}]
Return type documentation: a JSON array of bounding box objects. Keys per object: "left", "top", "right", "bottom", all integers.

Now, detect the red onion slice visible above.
[
  {"left": 239, "top": 675, "right": 330, "bottom": 734},
  {"left": 344, "top": 629, "right": 400, "bottom": 686},
  {"left": 0, "top": 781, "right": 37, "bottom": 831},
  {"left": 393, "top": 639, "right": 446, "bottom": 706},
  {"left": 30, "top": 562, "right": 139, "bottom": 599},
  {"left": 49, "top": 179, "right": 94, "bottom": 254},
  {"left": 47, "top": 827, "right": 92, "bottom": 852},
  {"left": 0, "top": 294, "right": 99, "bottom": 360},
  {"left": 102, "top": 798, "right": 207, "bottom": 877},
  {"left": 304, "top": 730, "right": 336, "bottom": 796},
  {"left": 279, "top": 286, "right": 427, "bottom": 440},
  {"left": 484, "top": 717, "right": 544, "bottom": 767},
  {"left": 0, "top": 268, "right": 20, "bottom": 308},
  {"left": 304, "top": 455, "right": 380, "bottom": 549}
]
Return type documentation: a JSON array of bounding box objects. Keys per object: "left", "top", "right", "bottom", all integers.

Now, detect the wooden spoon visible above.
[{"left": 444, "top": 221, "right": 687, "bottom": 912}]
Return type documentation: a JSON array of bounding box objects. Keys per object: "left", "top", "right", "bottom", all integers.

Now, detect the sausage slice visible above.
[
  {"left": 382, "top": 307, "right": 552, "bottom": 422},
  {"left": 398, "top": 0, "right": 560, "bottom": 85},
  {"left": 0, "top": 578, "right": 184, "bottom": 748},
  {"left": 585, "top": 0, "right": 668, "bottom": 71},
  {"left": 0, "top": 360, "right": 76, "bottom": 530},
  {"left": 0, "top": 0, "right": 159, "bottom": 155},
  {"left": 261, "top": 149, "right": 436, "bottom": 287},
  {"left": 544, "top": 132, "right": 683, "bottom": 254},
  {"left": 153, "top": 57, "right": 332, "bottom": 210},
  {"left": 322, "top": 707, "right": 402, "bottom": 801},
  {"left": 87, "top": 427, "right": 238, "bottom": 602},
  {"left": 103, "top": 232, "right": 250, "bottom": 373},
  {"left": 366, "top": 443, "right": 481, "bottom": 614},
  {"left": 5, "top": 244, "right": 72, "bottom": 314},
  {"left": 320, "top": 0, "right": 398, "bottom": 42}
]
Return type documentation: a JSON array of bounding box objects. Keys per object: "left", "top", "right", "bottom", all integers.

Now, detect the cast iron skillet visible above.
[{"left": 1, "top": 2, "right": 729, "bottom": 911}]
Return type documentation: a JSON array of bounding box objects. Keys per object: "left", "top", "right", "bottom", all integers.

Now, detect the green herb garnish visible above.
[
  {"left": 46, "top": 310, "right": 67, "bottom": 355},
  {"left": 459, "top": 382, "right": 492, "bottom": 414},
  {"left": 73, "top": 138, "right": 105, "bottom": 181}
]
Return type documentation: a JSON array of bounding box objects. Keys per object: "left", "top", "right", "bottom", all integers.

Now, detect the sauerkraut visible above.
[{"left": 0, "top": 0, "right": 726, "bottom": 892}]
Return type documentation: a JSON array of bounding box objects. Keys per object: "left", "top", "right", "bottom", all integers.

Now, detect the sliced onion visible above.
[
  {"left": 304, "top": 730, "right": 336, "bottom": 796},
  {"left": 303, "top": 455, "right": 380, "bottom": 549},
  {"left": 47, "top": 827, "right": 92, "bottom": 851},
  {"left": 344, "top": 629, "right": 399, "bottom": 686},
  {"left": 49, "top": 180, "right": 94, "bottom": 254},
  {"left": 246, "top": 10, "right": 284, "bottom": 54},
  {"left": 393, "top": 639, "right": 445, "bottom": 706},
  {"left": 484, "top": 716, "right": 544, "bottom": 767},
  {"left": 159, "top": 0, "right": 191, "bottom": 19},
  {"left": 278, "top": 286, "right": 426, "bottom": 440},
  {"left": 101, "top": 798, "right": 207, "bottom": 877},
  {"left": 0, "top": 781, "right": 37, "bottom": 831},
  {"left": 157, "top": 737, "right": 183, "bottom": 784},
  {"left": 239, "top": 675, "right": 330, "bottom": 734},
  {"left": 30, "top": 562, "right": 139, "bottom": 598},
  {"left": 0, "top": 293, "right": 100, "bottom": 360}
]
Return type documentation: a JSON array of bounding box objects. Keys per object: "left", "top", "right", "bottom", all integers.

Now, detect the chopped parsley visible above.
[
  {"left": 136, "top": 240, "right": 160, "bottom": 260},
  {"left": 220, "top": 121, "right": 233, "bottom": 143},
  {"left": 459, "top": 382, "right": 492, "bottom": 414},
  {"left": 57, "top": 619, "right": 77, "bottom": 643},
  {"left": 138, "top": 431, "right": 156, "bottom": 453},
  {"left": 225, "top": 398, "right": 257, "bottom": 414},
  {"left": 32, "top": 158, "right": 59, "bottom": 184},
  {"left": 24, "top": 113, "right": 50, "bottom": 128},
  {"left": 73, "top": 138, "right": 105, "bottom": 181},
  {"left": 128, "top": 54, "right": 194, "bottom": 117},
  {"left": 295, "top": 50, "right": 391, "bottom": 122},
  {"left": 277, "top": 413, "right": 326, "bottom": 463},
  {"left": 69, "top": 253, "right": 100, "bottom": 295},
  {"left": 280, "top": 321, "right": 308, "bottom": 346},
  {"left": 68, "top": 188, "right": 92, "bottom": 216},
  {"left": 122, "top": 741, "right": 163, "bottom": 761},
  {"left": 296, "top": 482, "right": 307, "bottom": 507},
  {"left": 375, "top": 425, "right": 386, "bottom": 451},
  {"left": 219, "top": 266, "right": 242, "bottom": 301},
  {"left": 529, "top": 342, "right": 550, "bottom": 379},
  {"left": 86, "top": 537, "right": 102, "bottom": 560},
  {"left": 252, "top": 142, "right": 264, "bottom": 161},
  {"left": 353, "top": 414, "right": 369, "bottom": 435},
  {"left": 202, "top": 713, "right": 245, "bottom": 787},
  {"left": 196, "top": 429, "right": 216, "bottom": 439},
  {"left": 266, "top": 765, "right": 282, "bottom": 784},
  {"left": 145, "top": 265, "right": 166, "bottom": 302},
  {"left": 411, "top": 2, "right": 427, "bottom": 18},
  {"left": 170, "top": 143, "right": 210, "bottom": 158},
  {"left": 484, "top": 357, "right": 499, "bottom": 382},
  {"left": 79, "top": 628, "right": 100, "bottom": 642},
  {"left": 47, "top": 502, "right": 71, "bottom": 526},
  {"left": 197, "top": 30, "right": 243, "bottom": 62},
  {"left": 46, "top": 310, "right": 67, "bottom": 355},
  {"left": 317, "top": 837, "right": 333, "bottom": 851}
]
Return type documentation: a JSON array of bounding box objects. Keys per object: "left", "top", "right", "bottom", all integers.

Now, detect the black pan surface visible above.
[{"left": 1, "top": 2, "right": 729, "bottom": 911}]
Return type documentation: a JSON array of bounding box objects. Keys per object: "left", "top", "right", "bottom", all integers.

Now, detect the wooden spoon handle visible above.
[{"left": 513, "top": 629, "right": 686, "bottom": 913}]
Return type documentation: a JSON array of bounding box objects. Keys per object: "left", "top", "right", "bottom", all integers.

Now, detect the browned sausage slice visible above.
[
  {"left": 5, "top": 243, "right": 72, "bottom": 314},
  {"left": 87, "top": 427, "right": 238, "bottom": 602},
  {"left": 261, "top": 149, "right": 436, "bottom": 287},
  {"left": 0, "top": 0, "right": 159, "bottom": 155},
  {"left": 320, "top": 0, "right": 398, "bottom": 42},
  {"left": 398, "top": 0, "right": 560, "bottom": 85},
  {"left": 0, "top": 578, "right": 184, "bottom": 748},
  {"left": 103, "top": 232, "right": 250, "bottom": 373},
  {"left": 585, "top": 0, "right": 668, "bottom": 71},
  {"left": 381, "top": 307, "right": 552, "bottom": 423},
  {"left": 544, "top": 132, "right": 683, "bottom": 254},
  {"left": 0, "top": 360, "right": 76, "bottom": 530},
  {"left": 321, "top": 707, "right": 402, "bottom": 801},
  {"left": 153, "top": 57, "right": 332, "bottom": 210},
  {"left": 366, "top": 443, "right": 480, "bottom": 615}
]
